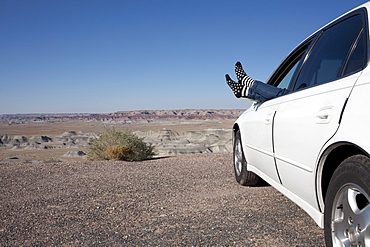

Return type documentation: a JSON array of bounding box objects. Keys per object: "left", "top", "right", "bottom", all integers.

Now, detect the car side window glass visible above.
[
  {"left": 294, "top": 14, "right": 364, "bottom": 90},
  {"left": 344, "top": 30, "right": 367, "bottom": 74},
  {"left": 277, "top": 61, "right": 300, "bottom": 89},
  {"left": 268, "top": 40, "right": 312, "bottom": 90}
]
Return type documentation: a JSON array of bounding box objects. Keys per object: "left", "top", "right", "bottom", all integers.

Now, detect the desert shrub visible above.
[
  {"left": 105, "top": 145, "right": 132, "bottom": 161},
  {"left": 87, "top": 128, "right": 155, "bottom": 161}
]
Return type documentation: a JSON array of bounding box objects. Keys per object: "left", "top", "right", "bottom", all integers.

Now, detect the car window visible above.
[
  {"left": 268, "top": 40, "right": 312, "bottom": 90},
  {"left": 344, "top": 29, "right": 367, "bottom": 74},
  {"left": 277, "top": 60, "right": 300, "bottom": 89},
  {"left": 293, "top": 14, "right": 365, "bottom": 90}
]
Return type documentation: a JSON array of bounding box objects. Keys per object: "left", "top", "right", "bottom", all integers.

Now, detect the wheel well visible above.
[
  {"left": 232, "top": 124, "right": 240, "bottom": 143},
  {"left": 233, "top": 124, "right": 239, "bottom": 134},
  {"left": 321, "top": 143, "right": 367, "bottom": 200}
]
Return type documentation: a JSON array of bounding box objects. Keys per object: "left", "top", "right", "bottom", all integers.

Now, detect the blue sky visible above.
[{"left": 1, "top": 0, "right": 368, "bottom": 114}]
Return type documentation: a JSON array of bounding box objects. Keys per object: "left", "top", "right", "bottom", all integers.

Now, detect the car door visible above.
[
  {"left": 273, "top": 11, "right": 367, "bottom": 208},
  {"left": 238, "top": 98, "right": 282, "bottom": 183},
  {"left": 239, "top": 38, "right": 313, "bottom": 184}
]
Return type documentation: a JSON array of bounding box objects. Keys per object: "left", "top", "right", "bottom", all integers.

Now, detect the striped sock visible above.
[
  {"left": 235, "top": 62, "right": 255, "bottom": 88},
  {"left": 225, "top": 74, "right": 248, "bottom": 98}
]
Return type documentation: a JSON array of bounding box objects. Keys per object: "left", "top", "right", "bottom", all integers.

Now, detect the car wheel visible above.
[
  {"left": 233, "top": 130, "right": 259, "bottom": 186},
  {"left": 324, "top": 155, "right": 370, "bottom": 247}
]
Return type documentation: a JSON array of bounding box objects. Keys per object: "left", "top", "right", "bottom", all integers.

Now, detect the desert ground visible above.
[
  {"left": 1, "top": 153, "right": 325, "bottom": 246},
  {"left": 0, "top": 110, "right": 325, "bottom": 245}
]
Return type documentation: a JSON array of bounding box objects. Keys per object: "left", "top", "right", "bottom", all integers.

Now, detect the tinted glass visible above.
[
  {"left": 294, "top": 14, "right": 364, "bottom": 90},
  {"left": 268, "top": 40, "right": 312, "bottom": 90},
  {"left": 277, "top": 59, "right": 301, "bottom": 89},
  {"left": 344, "top": 30, "right": 367, "bottom": 74}
]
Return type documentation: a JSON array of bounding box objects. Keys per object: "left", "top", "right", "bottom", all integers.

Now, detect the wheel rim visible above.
[
  {"left": 331, "top": 183, "right": 370, "bottom": 246},
  {"left": 234, "top": 139, "right": 243, "bottom": 176}
]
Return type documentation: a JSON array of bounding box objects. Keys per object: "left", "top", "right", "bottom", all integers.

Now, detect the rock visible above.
[
  {"left": 135, "top": 128, "right": 232, "bottom": 156},
  {"left": 29, "top": 135, "right": 52, "bottom": 143},
  {"left": 0, "top": 135, "right": 12, "bottom": 144},
  {"left": 13, "top": 136, "right": 28, "bottom": 143},
  {"left": 157, "top": 128, "right": 180, "bottom": 141},
  {"left": 1, "top": 127, "right": 232, "bottom": 159},
  {"left": 61, "top": 131, "right": 78, "bottom": 137},
  {"left": 0, "top": 135, "right": 28, "bottom": 145},
  {"left": 63, "top": 150, "right": 86, "bottom": 157},
  {"left": 11, "top": 146, "right": 22, "bottom": 150}
]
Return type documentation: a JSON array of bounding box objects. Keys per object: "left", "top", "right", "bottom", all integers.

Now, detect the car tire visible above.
[
  {"left": 324, "top": 155, "right": 370, "bottom": 247},
  {"left": 233, "top": 130, "right": 259, "bottom": 186}
]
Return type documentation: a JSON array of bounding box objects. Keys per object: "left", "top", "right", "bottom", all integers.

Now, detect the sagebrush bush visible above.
[
  {"left": 105, "top": 145, "right": 132, "bottom": 161},
  {"left": 87, "top": 128, "right": 155, "bottom": 161}
]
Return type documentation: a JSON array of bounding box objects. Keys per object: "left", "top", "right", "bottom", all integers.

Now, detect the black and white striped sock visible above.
[
  {"left": 235, "top": 61, "right": 255, "bottom": 88},
  {"left": 225, "top": 74, "right": 248, "bottom": 98},
  {"left": 225, "top": 61, "right": 255, "bottom": 98}
]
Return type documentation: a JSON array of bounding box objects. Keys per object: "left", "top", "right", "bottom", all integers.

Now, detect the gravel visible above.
[{"left": 0, "top": 153, "right": 325, "bottom": 246}]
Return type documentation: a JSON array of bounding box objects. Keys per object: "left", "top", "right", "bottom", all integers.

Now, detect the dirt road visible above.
[{"left": 0, "top": 153, "right": 324, "bottom": 246}]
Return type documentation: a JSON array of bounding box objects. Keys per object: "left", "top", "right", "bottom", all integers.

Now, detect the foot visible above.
[
  {"left": 235, "top": 61, "right": 255, "bottom": 87},
  {"left": 225, "top": 74, "right": 248, "bottom": 98},
  {"left": 225, "top": 62, "right": 255, "bottom": 98}
]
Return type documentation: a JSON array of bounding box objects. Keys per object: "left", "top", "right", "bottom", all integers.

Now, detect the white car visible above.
[{"left": 233, "top": 2, "right": 370, "bottom": 246}]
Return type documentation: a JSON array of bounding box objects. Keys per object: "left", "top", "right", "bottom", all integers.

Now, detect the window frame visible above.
[
  {"left": 266, "top": 7, "right": 368, "bottom": 94},
  {"left": 266, "top": 38, "right": 314, "bottom": 91}
]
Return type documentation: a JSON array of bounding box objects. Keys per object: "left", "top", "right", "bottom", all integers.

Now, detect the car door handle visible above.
[
  {"left": 316, "top": 106, "right": 333, "bottom": 124},
  {"left": 265, "top": 113, "right": 274, "bottom": 125}
]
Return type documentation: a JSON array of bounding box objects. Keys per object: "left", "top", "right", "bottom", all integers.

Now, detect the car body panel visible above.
[
  {"left": 333, "top": 68, "right": 370, "bottom": 154},
  {"left": 274, "top": 72, "right": 360, "bottom": 210},
  {"left": 237, "top": 98, "right": 282, "bottom": 184},
  {"left": 246, "top": 161, "right": 325, "bottom": 227}
]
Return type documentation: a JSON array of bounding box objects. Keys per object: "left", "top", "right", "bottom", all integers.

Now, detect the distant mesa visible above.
[{"left": 0, "top": 109, "right": 244, "bottom": 124}]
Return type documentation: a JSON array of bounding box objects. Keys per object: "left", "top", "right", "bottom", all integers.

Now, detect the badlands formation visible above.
[{"left": 0, "top": 109, "right": 244, "bottom": 162}]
